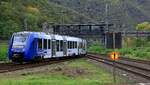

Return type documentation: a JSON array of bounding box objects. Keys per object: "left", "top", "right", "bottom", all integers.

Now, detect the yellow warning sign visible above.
[{"left": 109, "top": 52, "right": 120, "bottom": 60}]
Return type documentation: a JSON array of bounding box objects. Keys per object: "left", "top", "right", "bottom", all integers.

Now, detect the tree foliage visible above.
[
  {"left": 0, "top": 0, "right": 82, "bottom": 39},
  {"left": 136, "top": 22, "right": 150, "bottom": 31}
]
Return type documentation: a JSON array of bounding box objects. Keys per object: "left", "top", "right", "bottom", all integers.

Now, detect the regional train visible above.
[{"left": 8, "top": 31, "right": 87, "bottom": 63}]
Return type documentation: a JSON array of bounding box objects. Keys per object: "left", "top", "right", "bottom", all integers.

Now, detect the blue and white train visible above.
[{"left": 8, "top": 31, "right": 87, "bottom": 62}]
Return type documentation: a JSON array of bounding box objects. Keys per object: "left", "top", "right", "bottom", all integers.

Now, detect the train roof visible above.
[{"left": 14, "top": 31, "right": 85, "bottom": 41}]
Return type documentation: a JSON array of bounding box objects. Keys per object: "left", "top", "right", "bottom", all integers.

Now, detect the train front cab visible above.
[{"left": 8, "top": 33, "right": 30, "bottom": 62}]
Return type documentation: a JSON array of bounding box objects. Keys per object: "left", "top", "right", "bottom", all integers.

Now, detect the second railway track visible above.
[{"left": 87, "top": 54, "right": 150, "bottom": 80}]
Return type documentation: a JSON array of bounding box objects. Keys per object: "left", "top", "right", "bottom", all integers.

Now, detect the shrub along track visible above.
[
  {"left": 87, "top": 54, "right": 150, "bottom": 81},
  {"left": 0, "top": 56, "right": 82, "bottom": 73}
]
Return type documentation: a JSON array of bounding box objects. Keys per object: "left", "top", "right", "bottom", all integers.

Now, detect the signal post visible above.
[{"left": 109, "top": 32, "right": 120, "bottom": 83}]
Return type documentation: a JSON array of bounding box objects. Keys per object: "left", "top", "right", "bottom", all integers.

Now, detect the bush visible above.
[
  {"left": 88, "top": 42, "right": 150, "bottom": 60},
  {"left": 0, "top": 42, "right": 8, "bottom": 61},
  {"left": 88, "top": 42, "right": 105, "bottom": 54}
]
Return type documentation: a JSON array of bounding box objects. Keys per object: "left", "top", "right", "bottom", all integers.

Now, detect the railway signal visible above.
[
  {"left": 108, "top": 32, "right": 121, "bottom": 83},
  {"left": 109, "top": 51, "right": 120, "bottom": 83},
  {"left": 109, "top": 52, "right": 120, "bottom": 61}
]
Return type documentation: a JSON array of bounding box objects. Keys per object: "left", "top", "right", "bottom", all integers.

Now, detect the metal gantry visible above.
[{"left": 42, "top": 23, "right": 150, "bottom": 48}]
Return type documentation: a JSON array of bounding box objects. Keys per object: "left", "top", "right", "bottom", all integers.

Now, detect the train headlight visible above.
[
  {"left": 12, "top": 45, "right": 24, "bottom": 48},
  {"left": 22, "top": 48, "right": 25, "bottom": 52}
]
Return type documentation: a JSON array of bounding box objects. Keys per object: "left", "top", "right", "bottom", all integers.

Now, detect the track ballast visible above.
[{"left": 87, "top": 54, "right": 150, "bottom": 81}]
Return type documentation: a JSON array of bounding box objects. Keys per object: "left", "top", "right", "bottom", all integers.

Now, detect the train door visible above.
[
  {"left": 43, "top": 39, "right": 48, "bottom": 58},
  {"left": 63, "top": 40, "right": 67, "bottom": 56},
  {"left": 37, "top": 38, "right": 42, "bottom": 56},
  {"left": 78, "top": 42, "right": 80, "bottom": 55},
  {"left": 44, "top": 39, "right": 51, "bottom": 58},
  {"left": 52, "top": 40, "right": 56, "bottom": 57}
]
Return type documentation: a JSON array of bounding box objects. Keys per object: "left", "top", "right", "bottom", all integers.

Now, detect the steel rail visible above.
[{"left": 87, "top": 54, "right": 150, "bottom": 80}]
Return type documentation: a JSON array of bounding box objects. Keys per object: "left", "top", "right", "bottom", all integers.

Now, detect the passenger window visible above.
[
  {"left": 72, "top": 41, "right": 74, "bottom": 49},
  {"left": 73, "top": 42, "right": 75, "bottom": 48},
  {"left": 44, "top": 39, "right": 47, "bottom": 49},
  {"left": 80, "top": 42, "right": 82, "bottom": 48},
  {"left": 60, "top": 40, "right": 63, "bottom": 51},
  {"left": 48, "top": 40, "right": 51, "bottom": 49},
  {"left": 38, "top": 39, "right": 42, "bottom": 49},
  {"left": 83, "top": 42, "right": 85, "bottom": 49},
  {"left": 68, "top": 41, "right": 69, "bottom": 48},
  {"left": 56, "top": 40, "right": 60, "bottom": 51},
  {"left": 75, "top": 42, "right": 77, "bottom": 48},
  {"left": 70, "top": 41, "right": 72, "bottom": 49},
  {"left": 84, "top": 42, "right": 86, "bottom": 50},
  {"left": 69, "top": 41, "right": 71, "bottom": 49}
]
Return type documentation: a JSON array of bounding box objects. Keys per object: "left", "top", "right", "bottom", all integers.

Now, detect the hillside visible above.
[
  {"left": 49, "top": 0, "right": 150, "bottom": 31},
  {"left": 1, "top": 0, "right": 150, "bottom": 39},
  {"left": 0, "top": 0, "right": 95, "bottom": 39}
]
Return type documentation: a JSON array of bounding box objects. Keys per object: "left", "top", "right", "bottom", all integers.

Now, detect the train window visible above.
[
  {"left": 69, "top": 41, "right": 74, "bottom": 49},
  {"left": 84, "top": 42, "right": 86, "bottom": 50},
  {"left": 60, "top": 40, "right": 63, "bottom": 51},
  {"left": 78, "top": 42, "right": 80, "bottom": 48},
  {"left": 38, "top": 39, "right": 42, "bottom": 49},
  {"left": 48, "top": 40, "right": 51, "bottom": 49},
  {"left": 83, "top": 42, "right": 85, "bottom": 48},
  {"left": 68, "top": 41, "right": 69, "bottom": 48},
  {"left": 69, "top": 41, "right": 71, "bottom": 49},
  {"left": 70, "top": 41, "right": 73, "bottom": 49},
  {"left": 56, "top": 40, "right": 60, "bottom": 51},
  {"left": 74, "top": 42, "right": 75, "bottom": 48},
  {"left": 81, "top": 42, "right": 83, "bottom": 48},
  {"left": 73, "top": 42, "right": 76, "bottom": 48},
  {"left": 73, "top": 41, "right": 74, "bottom": 48},
  {"left": 72, "top": 41, "right": 74, "bottom": 49},
  {"left": 73, "top": 42, "right": 74, "bottom": 48},
  {"left": 72, "top": 42, "right": 73, "bottom": 49},
  {"left": 68, "top": 41, "right": 70, "bottom": 49},
  {"left": 75, "top": 42, "right": 77, "bottom": 48},
  {"left": 44, "top": 39, "right": 47, "bottom": 49},
  {"left": 80, "top": 42, "right": 82, "bottom": 48}
]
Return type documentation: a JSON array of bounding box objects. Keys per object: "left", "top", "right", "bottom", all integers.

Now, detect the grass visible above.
[
  {"left": 0, "top": 59, "right": 129, "bottom": 85},
  {"left": 0, "top": 41, "right": 8, "bottom": 61},
  {"left": 117, "top": 47, "right": 150, "bottom": 60},
  {"left": 88, "top": 42, "right": 150, "bottom": 60}
]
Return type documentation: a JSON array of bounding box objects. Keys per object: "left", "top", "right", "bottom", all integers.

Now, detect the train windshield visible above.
[{"left": 12, "top": 33, "right": 29, "bottom": 48}]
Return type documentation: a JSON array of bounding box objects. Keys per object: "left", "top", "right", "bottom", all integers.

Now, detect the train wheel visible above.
[
  {"left": 32, "top": 56, "right": 42, "bottom": 63},
  {"left": 12, "top": 55, "right": 24, "bottom": 64}
]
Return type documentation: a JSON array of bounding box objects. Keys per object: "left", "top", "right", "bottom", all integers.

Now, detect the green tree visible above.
[{"left": 136, "top": 22, "right": 150, "bottom": 31}]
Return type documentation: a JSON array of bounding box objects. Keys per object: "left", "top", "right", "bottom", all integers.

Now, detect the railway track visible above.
[
  {"left": 0, "top": 57, "right": 81, "bottom": 73},
  {"left": 120, "top": 57, "right": 150, "bottom": 65},
  {"left": 89, "top": 53, "right": 150, "bottom": 65},
  {"left": 87, "top": 54, "right": 150, "bottom": 80}
]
